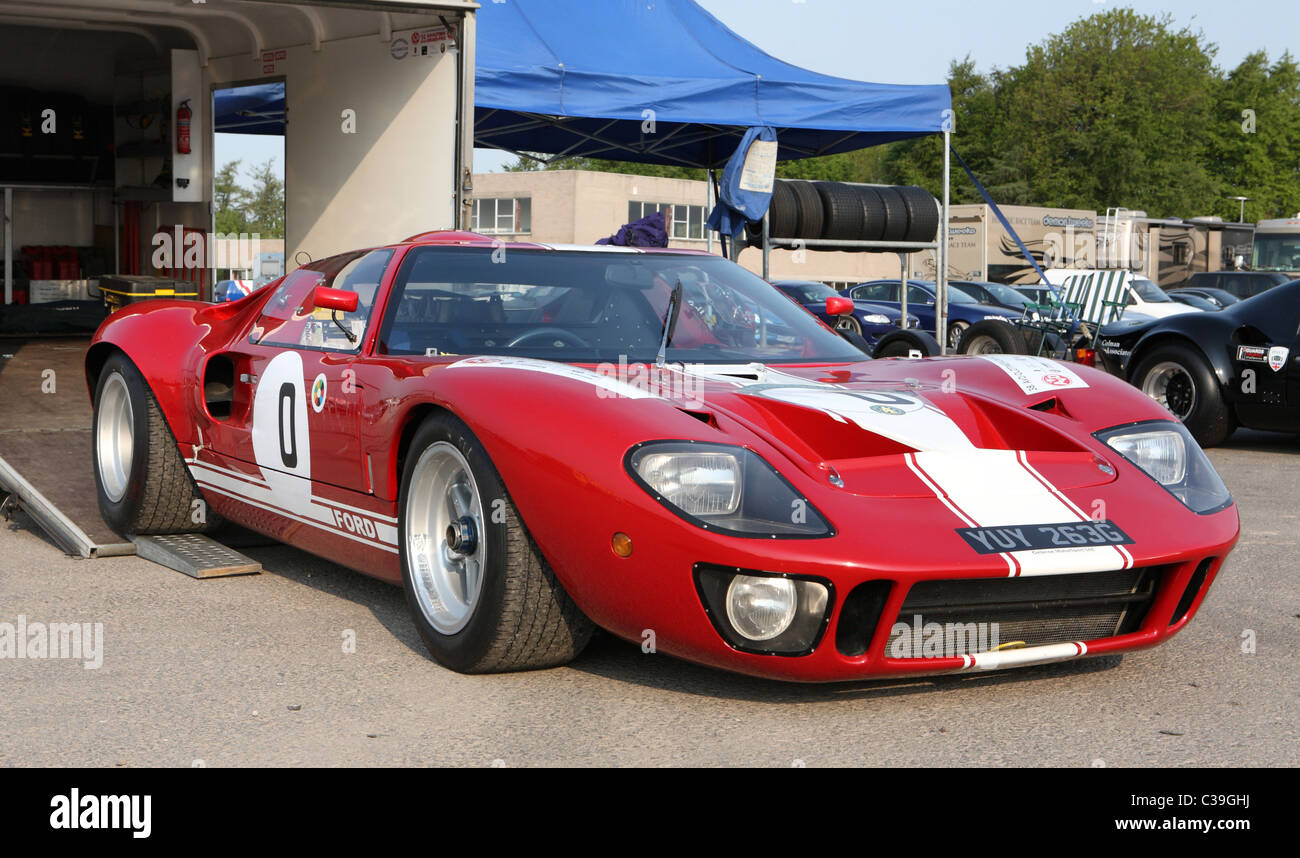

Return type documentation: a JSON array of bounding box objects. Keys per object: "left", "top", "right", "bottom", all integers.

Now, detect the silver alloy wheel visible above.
[
  {"left": 964, "top": 334, "right": 1003, "bottom": 355},
  {"left": 95, "top": 371, "right": 134, "bottom": 503},
  {"left": 834, "top": 315, "right": 861, "bottom": 336},
  {"left": 405, "top": 441, "right": 487, "bottom": 635},
  {"left": 1141, "top": 361, "right": 1197, "bottom": 420},
  {"left": 947, "top": 322, "right": 968, "bottom": 349}
]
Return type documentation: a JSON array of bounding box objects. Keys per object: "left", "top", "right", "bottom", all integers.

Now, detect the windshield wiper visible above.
[{"left": 656, "top": 279, "right": 684, "bottom": 368}]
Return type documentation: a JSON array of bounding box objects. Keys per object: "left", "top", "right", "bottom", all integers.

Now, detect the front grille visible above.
[{"left": 886, "top": 568, "right": 1161, "bottom": 658}]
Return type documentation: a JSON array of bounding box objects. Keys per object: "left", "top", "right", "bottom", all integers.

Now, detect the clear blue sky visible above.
[{"left": 218, "top": 0, "right": 1298, "bottom": 178}]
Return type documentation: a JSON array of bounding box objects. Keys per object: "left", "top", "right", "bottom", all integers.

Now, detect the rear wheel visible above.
[
  {"left": 957, "top": 319, "right": 1027, "bottom": 355},
  {"left": 1132, "top": 344, "right": 1233, "bottom": 446},
  {"left": 399, "top": 412, "right": 594, "bottom": 673},
  {"left": 92, "top": 352, "right": 217, "bottom": 535}
]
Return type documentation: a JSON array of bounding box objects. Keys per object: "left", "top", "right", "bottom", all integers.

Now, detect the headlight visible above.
[
  {"left": 984, "top": 315, "right": 1011, "bottom": 322},
  {"left": 695, "top": 565, "right": 832, "bottom": 654},
  {"left": 627, "top": 442, "right": 833, "bottom": 537},
  {"left": 1095, "top": 421, "right": 1232, "bottom": 514},
  {"left": 631, "top": 449, "right": 740, "bottom": 516},
  {"left": 862, "top": 313, "right": 890, "bottom": 324},
  {"left": 726, "top": 575, "right": 797, "bottom": 641}
]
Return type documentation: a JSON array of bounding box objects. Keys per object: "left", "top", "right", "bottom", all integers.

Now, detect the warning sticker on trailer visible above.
[{"left": 977, "top": 354, "right": 1090, "bottom": 395}]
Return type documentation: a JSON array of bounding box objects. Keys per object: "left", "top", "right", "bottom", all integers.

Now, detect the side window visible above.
[
  {"left": 907, "top": 284, "right": 932, "bottom": 305},
  {"left": 251, "top": 249, "right": 394, "bottom": 351},
  {"left": 853, "top": 283, "right": 895, "bottom": 302}
]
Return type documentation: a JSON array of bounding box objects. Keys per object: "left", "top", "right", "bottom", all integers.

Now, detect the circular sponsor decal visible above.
[
  {"left": 1042, "top": 373, "right": 1073, "bottom": 387},
  {"left": 390, "top": 38, "right": 409, "bottom": 60},
  {"left": 311, "top": 373, "right": 327, "bottom": 413},
  {"left": 870, "top": 404, "right": 906, "bottom": 416}
]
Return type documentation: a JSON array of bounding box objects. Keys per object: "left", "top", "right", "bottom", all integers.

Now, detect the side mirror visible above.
[
  {"left": 826, "top": 296, "right": 854, "bottom": 316},
  {"left": 306, "top": 286, "right": 358, "bottom": 314}
]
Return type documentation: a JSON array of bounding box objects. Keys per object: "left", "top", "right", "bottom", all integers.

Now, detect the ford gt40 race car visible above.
[
  {"left": 86, "top": 231, "right": 1239, "bottom": 682},
  {"left": 1097, "top": 277, "right": 1300, "bottom": 447}
]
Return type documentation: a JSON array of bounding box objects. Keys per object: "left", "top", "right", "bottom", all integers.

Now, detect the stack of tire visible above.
[{"left": 746, "top": 180, "right": 940, "bottom": 248}]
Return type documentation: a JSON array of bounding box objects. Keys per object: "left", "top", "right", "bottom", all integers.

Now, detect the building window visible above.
[
  {"left": 472, "top": 197, "right": 531, "bottom": 234},
  {"left": 628, "top": 201, "right": 706, "bottom": 240}
]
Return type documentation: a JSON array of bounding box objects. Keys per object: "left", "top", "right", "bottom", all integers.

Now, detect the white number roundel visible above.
[{"left": 252, "top": 351, "right": 311, "bottom": 481}]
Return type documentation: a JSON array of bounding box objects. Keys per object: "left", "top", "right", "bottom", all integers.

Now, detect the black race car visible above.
[{"left": 1096, "top": 279, "right": 1300, "bottom": 446}]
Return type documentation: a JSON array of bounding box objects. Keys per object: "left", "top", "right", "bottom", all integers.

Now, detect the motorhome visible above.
[{"left": 1252, "top": 216, "right": 1300, "bottom": 279}]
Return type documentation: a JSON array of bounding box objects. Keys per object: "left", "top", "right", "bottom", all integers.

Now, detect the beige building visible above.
[{"left": 471, "top": 170, "right": 905, "bottom": 285}]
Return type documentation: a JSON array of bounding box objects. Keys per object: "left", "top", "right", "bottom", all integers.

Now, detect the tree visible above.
[
  {"left": 243, "top": 159, "right": 285, "bottom": 239},
  {"left": 214, "top": 160, "right": 249, "bottom": 235},
  {"left": 986, "top": 10, "right": 1222, "bottom": 214},
  {"left": 1205, "top": 52, "right": 1300, "bottom": 221}
]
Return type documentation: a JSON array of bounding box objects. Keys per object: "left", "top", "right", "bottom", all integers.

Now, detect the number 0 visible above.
[{"left": 278, "top": 382, "right": 298, "bottom": 468}]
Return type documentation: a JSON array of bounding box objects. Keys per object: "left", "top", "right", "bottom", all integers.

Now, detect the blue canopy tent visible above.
[
  {"left": 473, "top": 0, "right": 952, "bottom": 169},
  {"left": 474, "top": 0, "right": 957, "bottom": 348},
  {"left": 213, "top": 83, "right": 286, "bottom": 136}
]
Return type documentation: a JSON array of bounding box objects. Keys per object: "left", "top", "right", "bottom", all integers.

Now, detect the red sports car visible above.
[{"left": 86, "top": 231, "right": 1239, "bottom": 682}]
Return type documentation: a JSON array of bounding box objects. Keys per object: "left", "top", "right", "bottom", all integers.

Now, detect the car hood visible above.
[{"left": 440, "top": 354, "right": 1161, "bottom": 502}]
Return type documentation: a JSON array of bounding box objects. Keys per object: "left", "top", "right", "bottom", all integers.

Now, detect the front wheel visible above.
[
  {"left": 398, "top": 413, "right": 594, "bottom": 673},
  {"left": 946, "top": 321, "right": 969, "bottom": 350},
  {"left": 92, "top": 352, "right": 217, "bottom": 535},
  {"left": 957, "top": 319, "right": 1027, "bottom": 355},
  {"left": 833, "top": 315, "right": 863, "bottom": 337},
  {"left": 1132, "top": 344, "right": 1233, "bottom": 446}
]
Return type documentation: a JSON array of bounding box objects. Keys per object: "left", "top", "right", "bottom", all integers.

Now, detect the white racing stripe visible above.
[
  {"left": 188, "top": 458, "right": 398, "bottom": 552},
  {"left": 908, "top": 450, "right": 1129, "bottom": 576}
]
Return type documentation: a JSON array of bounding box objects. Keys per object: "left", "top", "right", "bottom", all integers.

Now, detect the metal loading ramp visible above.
[
  {"left": 0, "top": 337, "right": 260, "bottom": 577},
  {"left": 0, "top": 337, "right": 134, "bottom": 558}
]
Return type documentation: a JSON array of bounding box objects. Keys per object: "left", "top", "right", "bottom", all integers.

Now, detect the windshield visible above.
[
  {"left": 378, "top": 248, "right": 865, "bottom": 364},
  {"left": 1131, "top": 279, "right": 1172, "bottom": 302},
  {"left": 1253, "top": 234, "right": 1300, "bottom": 272},
  {"left": 979, "top": 283, "right": 1031, "bottom": 307},
  {"left": 778, "top": 281, "right": 839, "bottom": 302}
]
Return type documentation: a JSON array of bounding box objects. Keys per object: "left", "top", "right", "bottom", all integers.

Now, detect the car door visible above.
[{"left": 203, "top": 248, "right": 395, "bottom": 496}]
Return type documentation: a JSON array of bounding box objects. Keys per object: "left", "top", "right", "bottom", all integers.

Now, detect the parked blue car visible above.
[
  {"left": 772, "top": 280, "right": 919, "bottom": 348},
  {"left": 846, "top": 279, "right": 1016, "bottom": 349}
]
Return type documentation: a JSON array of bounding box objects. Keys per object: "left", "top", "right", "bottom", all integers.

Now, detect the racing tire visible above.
[
  {"left": 398, "top": 412, "right": 595, "bottom": 673},
  {"left": 92, "top": 352, "right": 220, "bottom": 536},
  {"left": 872, "top": 329, "right": 942, "bottom": 359},
  {"left": 854, "top": 186, "right": 888, "bottom": 241},
  {"left": 1131, "top": 343, "right": 1234, "bottom": 447},
  {"left": 767, "top": 180, "right": 799, "bottom": 239},
  {"left": 786, "top": 180, "right": 824, "bottom": 240},
  {"left": 876, "top": 186, "right": 910, "bottom": 242},
  {"left": 899, "top": 186, "right": 940, "bottom": 243},
  {"left": 815, "top": 181, "right": 865, "bottom": 241},
  {"left": 957, "top": 319, "right": 1027, "bottom": 355}
]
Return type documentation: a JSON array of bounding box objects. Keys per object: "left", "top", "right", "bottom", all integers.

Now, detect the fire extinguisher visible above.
[{"left": 176, "top": 99, "right": 192, "bottom": 155}]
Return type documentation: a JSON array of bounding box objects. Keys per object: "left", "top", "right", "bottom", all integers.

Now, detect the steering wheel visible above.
[{"left": 506, "top": 327, "right": 593, "bottom": 349}]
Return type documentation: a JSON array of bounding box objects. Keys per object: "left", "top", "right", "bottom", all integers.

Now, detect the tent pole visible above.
[
  {"left": 939, "top": 130, "right": 951, "bottom": 354},
  {"left": 898, "top": 251, "right": 907, "bottom": 326},
  {"left": 706, "top": 169, "right": 715, "bottom": 254},
  {"left": 762, "top": 210, "right": 770, "bottom": 280}
]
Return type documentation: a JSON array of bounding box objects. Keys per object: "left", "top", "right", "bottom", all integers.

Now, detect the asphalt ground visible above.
[{"left": 0, "top": 430, "right": 1295, "bottom": 767}]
